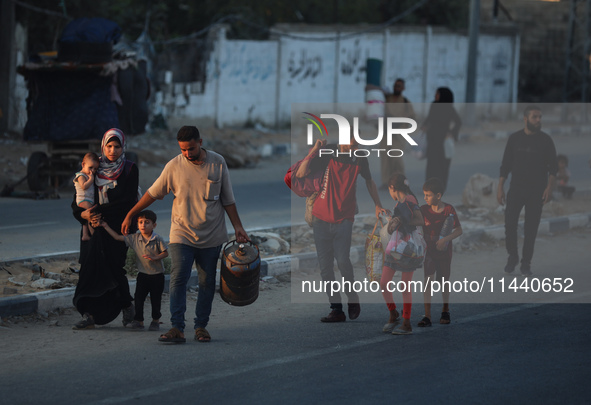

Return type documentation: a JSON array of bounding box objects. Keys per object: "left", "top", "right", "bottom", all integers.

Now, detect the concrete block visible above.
[
  {"left": 537, "top": 220, "right": 550, "bottom": 234},
  {"left": 36, "top": 288, "right": 76, "bottom": 313},
  {"left": 568, "top": 214, "right": 589, "bottom": 229},
  {"left": 259, "top": 261, "right": 269, "bottom": 277},
  {"left": 273, "top": 144, "right": 291, "bottom": 156},
  {"left": 0, "top": 295, "right": 37, "bottom": 317},
  {"left": 263, "top": 255, "right": 292, "bottom": 277},
  {"left": 260, "top": 144, "right": 273, "bottom": 158},
  {"left": 296, "top": 252, "right": 318, "bottom": 271},
  {"left": 484, "top": 225, "right": 505, "bottom": 240},
  {"left": 548, "top": 217, "right": 569, "bottom": 233}
]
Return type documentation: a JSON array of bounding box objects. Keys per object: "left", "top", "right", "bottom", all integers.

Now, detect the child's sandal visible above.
[{"left": 440, "top": 312, "right": 451, "bottom": 324}]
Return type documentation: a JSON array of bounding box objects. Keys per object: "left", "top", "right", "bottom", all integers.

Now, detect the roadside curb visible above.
[
  {"left": 2, "top": 211, "right": 590, "bottom": 318},
  {"left": 475, "top": 212, "right": 591, "bottom": 241}
]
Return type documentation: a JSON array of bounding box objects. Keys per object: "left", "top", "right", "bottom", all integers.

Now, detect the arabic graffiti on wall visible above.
[
  {"left": 492, "top": 48, "right": 508, "bottom": 87},
  {"left": 340, "top": 39, "right": 367, "bottom": 83},
  {"left": 287, "top": 49, "right": 322, "bottom": 85}
]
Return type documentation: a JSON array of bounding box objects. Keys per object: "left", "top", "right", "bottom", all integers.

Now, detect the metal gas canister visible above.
[{"left": 219, "top": 240, "right": 261, "bottom": 306}]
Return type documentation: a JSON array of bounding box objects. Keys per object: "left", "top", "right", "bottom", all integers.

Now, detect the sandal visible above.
[
  {"left": 382, "top": 319, "right": 400, "bottom": 333},
  {"left": 195, "top": 327, "right": 211, "bottom": 343},
  {"left": 440, "top": 312, "right": 451, "bottom": 325},
  {"left": 382, "top": 309, "right": 400, "bottom": 332},
  {"left": 417, "top": 316, "right": 432, "bottom": 327},
  {"left": 391, "top": 327, "right": 413, "bottom": 335},
  {"left": 158, "top": 327, "right": 186, "bottom": 343}
]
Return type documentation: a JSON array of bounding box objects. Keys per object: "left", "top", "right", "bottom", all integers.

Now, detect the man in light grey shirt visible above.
[{"left": 122, "top": 126, "right": 249, "bottom": 343}]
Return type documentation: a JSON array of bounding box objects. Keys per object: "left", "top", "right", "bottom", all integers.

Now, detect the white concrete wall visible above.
[
  {"left": 278, "top": 35, "right": 338, "bottom": 124},
  {"left": 384, "top": 30, "right": 428, "bottom": 106},
  {"left": 336, "top": 35, "right": 384, "bottom": 103},
  {"left": 11, "top": 25, "right": 519, "bottom": 131},
  {"left": 476, "top": 34, "right": 517, "bottom": 104},
  {"left": 425, "top": 32, "right": 468, "bottom": 103},
  {"left": 217, "top": 40, "right": 278, "bottom": 126},
  {"left": 171, "top": 25, "right": 519, "bottom": 127}
]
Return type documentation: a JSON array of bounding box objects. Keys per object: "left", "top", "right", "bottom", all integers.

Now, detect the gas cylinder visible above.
[{"left": 220, "top": 240, "right": 261, "bottom": 306}]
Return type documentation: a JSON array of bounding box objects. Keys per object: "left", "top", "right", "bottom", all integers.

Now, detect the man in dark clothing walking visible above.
[{"left": 497, "top": 105, "right": 558, "bottom": 276}]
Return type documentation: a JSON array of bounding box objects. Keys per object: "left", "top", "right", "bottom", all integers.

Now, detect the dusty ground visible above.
[{"left": 0, "top": 271, "right": 293, "bottom": 331}]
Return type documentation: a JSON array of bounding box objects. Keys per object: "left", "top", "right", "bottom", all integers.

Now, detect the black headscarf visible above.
[{"left": 436, "top": 87, "right": 454, "bottom": 103}]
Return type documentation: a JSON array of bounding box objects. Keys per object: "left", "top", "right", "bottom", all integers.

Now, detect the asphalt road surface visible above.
[
  {"left": 1, "top": 226, "right": 590, "bottom": 405},
  {"left": 1, "top": 135, "right": 589, "bottom": 261}
]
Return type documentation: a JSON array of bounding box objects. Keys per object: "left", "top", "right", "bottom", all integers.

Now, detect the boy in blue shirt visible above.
[{"left": 101, "top": 210, "right": 168, "bottom": 331}]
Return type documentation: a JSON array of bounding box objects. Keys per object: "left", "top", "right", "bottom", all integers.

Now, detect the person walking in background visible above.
[
  {"left": 121, "top": 125, "right": 249, "bottom": 343},
  {"left": 71, "top": 128, "right": 139, "bottom": 330},
  {"left": 497, "top": 105, "right": 558, "bottom": 276},
  {"left": 421, "top": 87, "right": 462, "bottom": 191},
  {"left": 366, "top": 78, "right": 415, "bottom": 187},
  {"left": 382, "top": 79, "right": 415, "bottom": 186}
]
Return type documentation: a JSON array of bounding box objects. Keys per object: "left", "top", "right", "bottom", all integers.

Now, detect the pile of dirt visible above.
[{"left": 1, "top": 255, "right": 80, "bottom": 297}]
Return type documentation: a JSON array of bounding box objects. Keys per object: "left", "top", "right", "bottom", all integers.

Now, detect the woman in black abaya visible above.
[
  {"left": 72, "top": 128, "right": 139, "bottom": 329},
  {"left": 422, "top": 87, "right": 462, "bottom": 192}
]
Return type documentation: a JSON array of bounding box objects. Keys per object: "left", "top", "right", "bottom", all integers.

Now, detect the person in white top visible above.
[{"left": 121, "top": 126, "right": 249, "bottom": 343}]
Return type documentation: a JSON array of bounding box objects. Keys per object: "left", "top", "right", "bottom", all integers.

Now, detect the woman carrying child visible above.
[
  {"left": 380, "top": 173, "right": 425, "bottom": 335},
  {"left": 71, "top": 128, "right": 139, "bottom": 330}
]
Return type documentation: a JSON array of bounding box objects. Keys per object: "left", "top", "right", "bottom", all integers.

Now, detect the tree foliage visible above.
[{"left": 15, "top": 0, "right": 469, "bottom": 54}]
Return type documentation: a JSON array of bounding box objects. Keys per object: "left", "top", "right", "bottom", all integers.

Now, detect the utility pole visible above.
[
  {"left": 493, "top": 0, "right": 499, "bottom": 22},
  {"left": 0, "top": 0, "right": 16, "bottom": 134},
  {"left": 562, "top": 0, "right": 591, "bottom": 122},
  {"left": 465, "top": 0, "right": 480, "bottom": 126},
  {"left": 563, "top": 0, "right": 591, "bottom": 103},
  {"left": 466, "top": 0, "right": 480, "bottom": 104}
]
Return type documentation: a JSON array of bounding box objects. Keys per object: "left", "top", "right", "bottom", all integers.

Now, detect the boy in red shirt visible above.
[{"left": 419, "top": 177, "right": 463, "bottom": 326}]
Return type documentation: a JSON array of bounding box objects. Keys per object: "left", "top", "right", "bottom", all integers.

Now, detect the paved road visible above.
[
  {"left": 1, "top": 228, "right": 590, "bottom": 404},
  {"left": 1, "top": 135, "right": 589, "bottom": 261}
]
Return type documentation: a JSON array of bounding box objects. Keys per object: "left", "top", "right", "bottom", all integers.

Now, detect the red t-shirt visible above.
[
  {"left": 311, "top": 148, "right": 371, "bottom": 223},
  {"left": 420, "top": 203, "right": 461, "bottom": 258}
]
